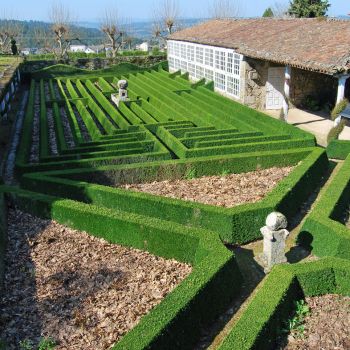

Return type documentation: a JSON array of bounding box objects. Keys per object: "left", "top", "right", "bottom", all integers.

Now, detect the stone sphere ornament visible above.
[
  {"left": 260, "top": 211, "right": 289, "bottom": 273},
  {"left": 265, "top": 212, "right": 288, "bottom": 231},
  {"left": 118, "top": 79, "right": 128, "bottom": 89}
]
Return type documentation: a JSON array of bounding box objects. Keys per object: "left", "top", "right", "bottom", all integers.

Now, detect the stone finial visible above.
[
  {"left": 260, "top": 212, "right": 289, "bottom": 273},
  {"left": 111, "top": 79, "right": 129, "bottom": 107},
  {"left": 117, "top": 79, "right": 128, "bottom": 89}
]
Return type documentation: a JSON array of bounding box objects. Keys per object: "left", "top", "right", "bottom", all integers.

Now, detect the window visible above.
[
  {"left": 227, "top": 76, "right": 240, "bottom": 97},
  {"left": 188, "top": 63, "right": 196, "bottom": 77},
  {"left": 169, "top": 57, "right": 175, "bottom": 70},
  {"left": 174, "top": 58, "right": 180, "bottom": 70},
  {"left": 196, "top": 65, "right": 204, "bottom": 79},
  {"left": 215, "top": 50, "right": 226, "bottom": 71},
  {"left": 205, "top": 69, "right": 213, "bottom": 81},
  {"left": 167, "top": 41, "right": 173, "bottom": 55},
  {"left": 204, "top": 48, "right": 213, "bottom": 67},
  {"left": 187, "top": 45, "right": 195, "bottom": 61},
  {"left": 181, "top": 44, "right": 187, "bottom": 59},
  {"left": 234, "top": 54, "right": 241, "bottom": 75},
  {"left": 215, "top": 72, "right": 226, "bottom": 91},
  {"left": 227, "top": 52, "right": 233, "bottom": 73},
  {"left": 180, "top": 60, "right": 188, "bottom": 73},
  {"left": 174, "top": 42, "right": 180, "bottom": 57},
  {"left": 196, "top": 46, "right": 204, "bottom": 64}
]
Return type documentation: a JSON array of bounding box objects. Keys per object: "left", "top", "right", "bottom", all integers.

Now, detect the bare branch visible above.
[
  {"left": 0, "top": 17, "right": 23, "bottom": 54},
  {"left": 49, "top": 2, "right": 77, "bottom": 59},
  {"left": 272, "top": 1, "right": 290, "bottom": 18},
  {"left": 152, "top": 0, "right": 181, "bottom": 43},
  {"left": 209, "top": 0, "right": 241, "bottom": 19},
  {"left": 100, "top": 8, "right": 127, "bottom": 58}
]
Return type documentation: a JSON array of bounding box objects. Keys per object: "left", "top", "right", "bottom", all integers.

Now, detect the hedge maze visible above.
[{"left": 1, "top": 65, "right": 350, "bottom": 349}]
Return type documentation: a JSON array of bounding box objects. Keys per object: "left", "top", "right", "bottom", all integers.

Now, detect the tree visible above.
[
  {"left": 209, "top": 0, "right": 241, "bottom": 19},
  {"left": 0, "top": 19, "right": 22, "bottom": 54},
  {"left": 263, "top": 7, "right": 274, "bottom": 17},
  {"left": 272, "top": 2, "right": 290, "bottom": 17},
  {"left": 152, "top": 0, "right": 181, "bottom": 43},
  {"left": 10, "top": 39, "right": 18, "bottom": 55},
  {"left": 49, "top": 3, "right": 77, "bottom": 60},
  {"left": 288, "top": 0, "right": 330, "bottom": 18},
  {"left": 100, "top": 9, "right": 127, "bottom": 58}
]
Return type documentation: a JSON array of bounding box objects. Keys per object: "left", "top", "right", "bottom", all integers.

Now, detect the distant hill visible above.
[
  {"left": 77, "top": 18, "right": 206, "bottom": 39},
  {"left": 0, "top": 19, "right": 103, "bottom": 49}
]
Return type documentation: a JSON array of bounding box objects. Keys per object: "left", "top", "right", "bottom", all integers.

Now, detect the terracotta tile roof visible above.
[{"left": 169, "top": 18, "right": 350, "bottom": 75}]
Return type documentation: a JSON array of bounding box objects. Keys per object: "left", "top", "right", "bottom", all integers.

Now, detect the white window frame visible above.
[{"left": 167, "top": 40, "right": 243, "bottom": 100}]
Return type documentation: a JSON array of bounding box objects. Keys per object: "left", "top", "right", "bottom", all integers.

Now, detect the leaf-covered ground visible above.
[
  {"left": 0, "top": 209, "right": 191, "bottom": 349},
  {"left": 120, "top": 166, "right": 294, "bottom": 208},
  {"left": 283, "top": 294, "right": 350, "bottom": 350}
]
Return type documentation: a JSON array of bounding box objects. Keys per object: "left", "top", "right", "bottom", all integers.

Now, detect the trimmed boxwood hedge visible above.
[
  {"left": 327, "top": 139, "right": 350, "bottom": 159},
  {"left": 20, "top": 147, "right": 328, "bottom": 245},
  {"left": 217, "top": 257, "right": 350, "bottom": 350},
  {"left": 298, "top": 154, "right": 350, "bottom": 259},
  {"left": 2, "top": 185, "right": 242, "bottom": 350}
]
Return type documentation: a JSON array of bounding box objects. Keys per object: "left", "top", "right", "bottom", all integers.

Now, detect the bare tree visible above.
[
  {"left": 209, "top": 0, "right": 241, "bottom": 19},
  {"left": 49, "top": 2, "right": 77, "bottom": 59},
  {"left": 33, "top": 26, "right": 54, "bottom": 53},
  {"left": 100, "top": 9, "right": 127, "bottom": 58},
  {"left": 272, "top": 1, "right": 290, "bottom": 18},
  {"left": 152, "top": 0, "right": 181, "bottom": 43},
  {"left": 0, "top": 19, "right": 22, "bottom": 54}
]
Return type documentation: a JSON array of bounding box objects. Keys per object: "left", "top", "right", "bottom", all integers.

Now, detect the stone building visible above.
[{"left": 167, "top": 18, "right": 350, "bottom": 116}]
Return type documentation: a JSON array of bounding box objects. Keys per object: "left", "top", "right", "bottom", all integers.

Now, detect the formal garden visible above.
[{"left": 0, "top": 60, "right": 349, "bottom": 349}]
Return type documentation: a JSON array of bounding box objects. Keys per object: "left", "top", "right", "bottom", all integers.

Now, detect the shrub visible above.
[
  {"left": 327, "top": 119, "right": 346, "bottom": 144},
  {"left": 331, "top": 98, "right": 348, "bottom": 120}
]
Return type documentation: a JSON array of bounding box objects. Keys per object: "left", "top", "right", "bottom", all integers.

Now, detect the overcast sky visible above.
[{"left": 1, "top": 0, "right": 348, "bottom": 22}]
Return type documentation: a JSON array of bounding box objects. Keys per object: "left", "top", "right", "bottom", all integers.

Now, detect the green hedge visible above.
[
  {"left": 20, "top": 147, "right": 327, "bottom": 245},
  {"left": 327, "top": 140, "right": 350, "bottom": 159},
  {"left": 298, "top": 154, "right": 350, "bottom": 259},
  {"left": 217, "top": 257, "right": 350, "bottom": 350},
  {"left": 3, "top": 186, "right": 242, "bottom": 350}
]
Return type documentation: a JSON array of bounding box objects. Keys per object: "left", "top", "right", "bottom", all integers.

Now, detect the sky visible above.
[{"left": 0, "top": 0, "right": 348, "bottom": 22}]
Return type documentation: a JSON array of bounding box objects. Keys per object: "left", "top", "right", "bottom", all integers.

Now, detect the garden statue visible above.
[
  {"left": 111, "top": 79, "right": 129, "bottom": 107},
  {"left": 260, "top": 212, "right": 289, "bottom": 273}
]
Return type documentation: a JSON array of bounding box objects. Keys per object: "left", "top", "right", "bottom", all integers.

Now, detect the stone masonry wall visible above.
[
  {"left": 241, "top": 57, "right": 337, "bottom": 110},
  {"left": 290, "top": 67, "right": 337, "bottom": 108}
]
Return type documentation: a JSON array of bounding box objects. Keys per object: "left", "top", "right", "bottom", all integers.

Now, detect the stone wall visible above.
[
  {"left": 241, "top": 57, "right": 337, "bottom": 110},
  {"left": 22, "top": 55, "right": 167, "bottom": 75},
  {"left": 290, "top": 67, "right": 337, "bottom": 108},
  {"left": 0, "top": 68, "right": 21, "bottom": 120}
]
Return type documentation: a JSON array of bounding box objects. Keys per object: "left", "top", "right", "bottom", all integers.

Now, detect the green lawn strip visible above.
[
  {"left": 217, "top": 257, "right": 350, "bottom": 350},
  {"left": 298, "top": 154, "right": 350, "bottom": 259},
  {"left": 2, "top": 186, "right": 242, "bottom": 350},
  {"left": 20, "top": 148, "right": 326, "bottom": 244}
]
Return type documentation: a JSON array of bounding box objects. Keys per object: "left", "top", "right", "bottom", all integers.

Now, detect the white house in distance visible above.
[
  {"left": 168, "top": 18, "right": 350, "bottom": 116},
  {"left": 136, "top": 42, "right": 149, "bottom": 52},
  {"left": 69, "top": 45, "right": 96, "bottom": 54}
]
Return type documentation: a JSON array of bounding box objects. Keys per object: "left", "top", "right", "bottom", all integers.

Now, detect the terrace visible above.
[{"left": 0, "top": 61, "right": 348, "bottom": 349}]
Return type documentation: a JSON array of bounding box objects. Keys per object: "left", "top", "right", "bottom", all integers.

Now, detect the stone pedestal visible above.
[
  {"left": 260, "top": 212, "right": 289, "bottom": 273},
  {"left": 111, "top": 79, "right": 129, "bottom": 107}
]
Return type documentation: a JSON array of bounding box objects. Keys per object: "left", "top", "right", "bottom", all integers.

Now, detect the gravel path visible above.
[
  {"left": 283, "top": 294, "right": 350, "bottom": 350},
  {"left": 47, "top": 108, "right": 59, "bottom": 156},
  {"left": 59, "top": 106, "right": 76, "bottom": 148},
  {"left": 29, "top": 87, "right": 40, "bottom": 163},
  {"left": 0, "top": 209, "right": 191, "bottom": 350},
  {"left": 72, "top": 105, "right": 92, "bottom": 142},
  {"left": 120, "top": 166, "right": 294, "bottom": 208}
]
